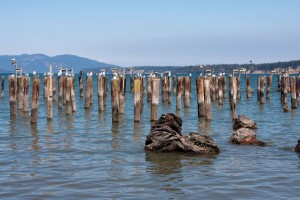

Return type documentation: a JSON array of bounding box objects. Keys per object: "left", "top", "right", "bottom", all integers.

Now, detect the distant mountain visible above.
[{"left": 0, "top": 54, "right": 119, "bottom": 73}]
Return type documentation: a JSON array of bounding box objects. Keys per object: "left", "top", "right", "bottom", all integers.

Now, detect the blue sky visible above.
[{"left": 0, "top": 0, "right": 299, "bottom": 66}]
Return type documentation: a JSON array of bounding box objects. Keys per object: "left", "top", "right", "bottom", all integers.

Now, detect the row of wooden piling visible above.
[{"left": 4, "top": 72, "right": 300, "bottom": 125}]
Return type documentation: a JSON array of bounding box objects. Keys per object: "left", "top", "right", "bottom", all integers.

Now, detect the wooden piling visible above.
[
  {"left": 196, "top": 76, "right": 205, "bottom": 117},
  {"left": 176, "top": 76, "right": 183, "bottom": 110},
  {"left": 282, "top": 76, "right": 288, "bottom": 105},
  {"left": 147, "top": 76, "right": 153, "bottom": 102},
  {"left": 290, "top": 76, "right": 297, "bottom": 109},
  {"left": 58, "top": 76, "right": 64, "bottom": 109},
  {"left": 162, "top": 76, "right": 168, "bottom": 102},
  {"left": 223, "top": 76, "right": 226, "bottom": 98},
  {"left": 211, "top": 76, "right": 217, "bottom": 101},
  {"left": 204, "top": 77, "right": 211, "bottom": 121},
  {"left": 259, "top": 76, "right": 265, "bottom": 104},
  {"left": 266, "top": 75, "right": 272, "bottom": 99},
  {"left": 97, "top": 76, "right": 105, "bottom": 112},
  {"left": 184, "top": 76, "right": 191, "bottom": 107},
  {"left": 296, "top": 75, "right": 300, "bottom": 101},
  {"left": 104, "top": 76, "right": 108, "bottom": 106},
  {"left": 257, "top": 76, "right": 261, "bottom": 101},
  {"left": 52, "top": 77, "right": 56, "bottom": 101},
  {"left": 277, "top": 74, "right": 282, "bottom": 91},
  {"left": 30, "top": 76, "right": 40, "bottom": 124},
  {"left": 229, "top": 76, "right": 237, "bottom": 118},
  {"left": 134, "top": 78, "right": 141, "bottom": 122},
  {"left": 65, "top": 77, "right": 72, "bottom": 115},
  {"left": 23, "top": 76, "right": 30, "bottom": 112},
  {"left": 111, "top": 77, "right": 119, "bottom": 123},
  {"left": 85, "top": 76, "right": 92, "bottom": 109},
  {"left": 119, "top": 75, "right": 126, "bottom": 114},
  {"left": 17, "top": 76, "right": 24, "bottom": 110},
  {"left": 9, "top": 76, "right": 16, "bottom": 116},
  {"left": 236, "top": 75, "right": 241, "bottom": 100},
  {"left": 1, "top": 76, "right": 4, "bottom": 98},
  {"left": 218, "top": 76, "right": 224, "bottom": 105},
  {"left": 246, "top": 76, "right": 251, "bottom": 98},
  {"left": 167, "top": 76, "right": 172, "bottom": 104},
  {"left": 151, "top": 78, "right": 160, "bottom": 121},
  {"left": 79, "top": 71, "right": 84, "bottom": 97},
  {"left": 70, "top": 77, "right": 76, "bottom": 113},
  {"left": 47, "top": 66, "right": 53, "bottom": 120},
  {"left": 43, "top": 76, "right": 48, "bottom": 99}
]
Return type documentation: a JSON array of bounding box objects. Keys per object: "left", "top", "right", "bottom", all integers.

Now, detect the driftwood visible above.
[
  {"left": 145, "top": 113, "right": 219, "bottom": 154},
  {"left": 230, "top": 114, "right": 265, "bottom": 146}
]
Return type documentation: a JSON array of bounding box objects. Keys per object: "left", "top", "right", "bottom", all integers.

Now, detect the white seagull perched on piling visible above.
[
  {"left": 33, "top": 71, "right": 36, "bottom": 76},
  {"left": 58, "top": 69, "right": 62, "bottom": 77}
]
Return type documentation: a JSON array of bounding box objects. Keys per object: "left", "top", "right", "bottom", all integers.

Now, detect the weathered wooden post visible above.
[
  {"left": 70, "top": 76, "right": 76, "bottom": 113},
  {"left": 17, "top": 76, "right": 24, "bottom": 110},
  {"left": 147, "top": 76, "right": 153, "bottom": 102},
  {"left": 111, "top": 77, "right": 119, "bottom": 123},
  {"left": 223, "top": 75, "right": 226, "bottom": 98},
  {"left": 236, "top": 75, "right": 241, "bottom": 100},
  {"left": 47, "top": 65, "right": 53, "bottom": 120},
  {"left": 119, "top": 75, "right": 126, "bottom": 114},
  {"left": 23, "top": 76, "right": 30, "bottom": 112},
  {"left": 103, "top": 76, "right": 108, "bottom": 106},
  {"left": 211, "top": 76, "right": 217, "bottom": 101},
  {"left": 277, "top": 74, "right": 282, "bottom": 91},
  {"left": 89, "top": 76, "right": 93, "bottom": 105},
  {"left": 176, "top": 76, "right": 183, "bottom": 110},
  {"left": 290, "top": 76, "right": 297, "bottom": 109},
  {"left": 184, "top": 76, "right": 191, "bottom": 107},
  {"left": 296, "top": 75, "right": 300, "bottom": 102},
  {"left": 282, "top": 76, "right": 288, "bottom": 105},
  {"left": 218, "top": 76, "right": 224, "bottom": 105},
  {"left": 65, "top": 76, "right": 72, "bottom": 115},
  {"left": 196, "top": 76, "right": 205, "bottom": 117},
  {"left": 85, "top": 76, "right": 92, "bottom": 109},
  {"left": 229, "top": 76, "right": 237, "bottom": 118},
  {"left": 97, "top": 75, "right": 105, "bottom": 112},
  {"left": 58, "top": 76, "right": 64, "bottom": 109},
  {"left": 257, "top": 76, "right": 261, "bottom": 101},
  {"left": 162, "top": 76, "right": 168, "bottom": 102},
  {"left": 151, "top": 77, "right": 160, "bottom": 121},
  {"left": 79, "top": 70, "right": 84, "bottom": 97},
  {"left": 246, "top": 75, "right": 251, "bottom": 98},
  {"left": 1, "top": 76, "right": 4, "bottom": 98},
  {"left": 52, "top": 77, "right": 56, "bottom": 101},
  {"left": 9, "top": 76, "right": 16, "bottom": 116},
  {"left": 134, "top": 78, "right": 141, "bottom": 122},
  {"left": 30, "top": 76, "right": 40, "bottom": 124},
  {"left": 266, "top": 75, "right": 272, "bottom": 99},
  {"left": 43, "top": 76, "right": 48, "bottom": 99},
  {"left": 172, "top": 75, "right": 177, "bottom": 94},
  {"left": 259, "top": 76, "right": 265, "bottom": 104},
  {"left": 204, "top": 77, "right": 211, "bottom": 121},
  {"left": 167, "top": 76, "right": 172, "bottom": 104}
]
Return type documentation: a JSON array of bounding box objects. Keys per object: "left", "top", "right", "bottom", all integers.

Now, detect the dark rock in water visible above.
[
  {"left": 145, "top": 113, "right": 219, "bottom": 154},
  {"left": 233, "top": 115, "right": 257, "bottom": 131},
  {"left": 230, "top": 128, "right": 266, "bottom": 146},
  {"left": 294, "top": 139, "right": 300, "bottom": 152}
]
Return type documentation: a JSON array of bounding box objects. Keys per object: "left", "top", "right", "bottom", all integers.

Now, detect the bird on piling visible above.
[{"left": 33, "top": 71, "right": 36, "bottom": 76}]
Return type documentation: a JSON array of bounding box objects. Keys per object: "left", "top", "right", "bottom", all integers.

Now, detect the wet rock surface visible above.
[
  {"left": 230, "top": 115, "right": 266, "bottom": 146},
  {"left": 145, "top": 113, "right": 219, "bottom": 154}
]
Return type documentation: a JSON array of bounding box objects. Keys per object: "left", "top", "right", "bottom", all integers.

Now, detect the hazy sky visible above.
[{"left": 0, "top": 0, "right": 299, "bottom": 66}]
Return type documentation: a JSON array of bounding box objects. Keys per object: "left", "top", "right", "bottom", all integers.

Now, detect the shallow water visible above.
[{"left": 0, "top": 73, "right": 299, "bottom": 199}]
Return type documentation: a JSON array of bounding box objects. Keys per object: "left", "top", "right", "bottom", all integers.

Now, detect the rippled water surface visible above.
[{"left": 0, "top": 73, "right": 299, "bottom": 199}]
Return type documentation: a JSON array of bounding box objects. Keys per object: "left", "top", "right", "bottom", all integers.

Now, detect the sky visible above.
[{"left": 0, "top": 0, "right": 300, "bottom": 66}]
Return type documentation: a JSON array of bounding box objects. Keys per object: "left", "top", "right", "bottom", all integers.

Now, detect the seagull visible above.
[
  {"left": 58, "top": 69, "right": 62, "bottom": 77},
  {"left": 89, "top": 72, "right": 93, "bottom": 77},
  {"left": 33, "top": 71, "right": 36, "bottom": 76}
]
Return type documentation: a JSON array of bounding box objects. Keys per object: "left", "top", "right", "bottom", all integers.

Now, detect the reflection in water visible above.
[
  {"left": 133, "top": 122, "right": 141, "bottom": 142},
  {"left": 145, "top": 152, "right": 183, "bottom": 175},
  {"left": 47, "top": 120, "right": 54, "bottom": 134},
  {"left": 111, "top": 122, "right": 120, "bottom": 150},
  {"left": 31, "top": 124, "right": 41, "bottom": 151},
  {"left": 198, "top": 118, "right": 211, "bottom": 134}
]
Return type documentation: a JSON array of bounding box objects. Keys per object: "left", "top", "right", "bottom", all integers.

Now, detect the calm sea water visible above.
[{"left": 0, "top": 73, "right": 299, "bottom": 199}]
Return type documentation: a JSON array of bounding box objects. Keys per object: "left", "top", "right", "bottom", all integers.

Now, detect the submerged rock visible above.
[
  {"left": 230, "top": 128, "right": 266, "bottom": 146},
  {"left": 233, "top": 115, "right": 257, "bottom": 131},
  {"left": 294, "top": 139, "right": 300, "bottom": 152},
  {"left": 145, "top": 113, "right": 219, "bottom": 154}
]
